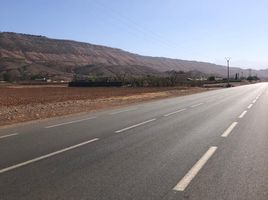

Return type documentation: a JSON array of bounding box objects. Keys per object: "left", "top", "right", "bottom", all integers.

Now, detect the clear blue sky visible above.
[{"left": 1, "top": 0, "right": 268, "bottom": 69}]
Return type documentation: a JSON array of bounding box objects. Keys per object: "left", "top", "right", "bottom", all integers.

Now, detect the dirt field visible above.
[{"left": 0, "top": 85, "right": 212, "bottom": 127}]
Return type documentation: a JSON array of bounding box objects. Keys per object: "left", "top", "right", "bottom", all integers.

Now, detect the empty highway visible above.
[{"left": 0, "top": 83, "right": 268, "bottom": 200}]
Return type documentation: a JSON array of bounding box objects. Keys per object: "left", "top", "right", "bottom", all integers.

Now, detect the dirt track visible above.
[{"left": 0, "top": 86, "right": 212, "bottom": 127}]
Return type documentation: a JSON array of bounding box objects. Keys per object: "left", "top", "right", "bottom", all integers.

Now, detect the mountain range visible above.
[{"left": 1, "top": 32, "right": 268, "bottom": 81}]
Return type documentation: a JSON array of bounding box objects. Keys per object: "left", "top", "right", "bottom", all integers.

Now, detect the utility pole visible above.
[{"left": 225, "top": 57, "right": 231, "bottom": 87}]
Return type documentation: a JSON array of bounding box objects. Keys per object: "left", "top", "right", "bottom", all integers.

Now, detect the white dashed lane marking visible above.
[
  {"left": 238, "top": 111, "right": 247, "bottom": 119},
  {"left": 221, "top": 122, "right": 238, "bottom": 138},
  {"left": 190, "top": 103, "right": 204, "bottom": 108},
  {"left": 247, "top": 104, "right": 253, "bottom": 109},
  {"left": 0, "top": 133, "right": 18, "bottom": 140},
  {"left": 45, "top": 117, "right": 96, "bottom": 128},
  {"left": 164, "top": 109, "right": 187, "bottom": 117},
  {"left": 115, "top": 119, "right": 156, "bottom": 133},
  {"left": 109, "top": 108, "right": 138, "bottom": 115},
  {"left": 0, "top": 138, "right": 99, "bottom": 174},
  {"left": 173, "top": 146, "right": 218, "bottom": 191}
]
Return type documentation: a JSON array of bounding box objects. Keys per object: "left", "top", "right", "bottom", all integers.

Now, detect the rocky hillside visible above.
[{"left": 0, "top": 32, "right": 267, "bottom": 81}]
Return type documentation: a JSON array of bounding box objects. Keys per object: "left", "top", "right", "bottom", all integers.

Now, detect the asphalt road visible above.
[{"left": 0, "top": 83, "right": 268, "bottom": 200}]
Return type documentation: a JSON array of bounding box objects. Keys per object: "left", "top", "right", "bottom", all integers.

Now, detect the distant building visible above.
[
  {"left": 215, "top": 77, "right": 223, "bottom": 81},
  {"left": 34, "top": 78, "right": 46, "bottom": 82}
]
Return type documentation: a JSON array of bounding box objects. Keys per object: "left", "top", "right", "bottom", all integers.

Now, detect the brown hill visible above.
[{"left": 0, "top": 32, "right": 267, "bottom": 81}]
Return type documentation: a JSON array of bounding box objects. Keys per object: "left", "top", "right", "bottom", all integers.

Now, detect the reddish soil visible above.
[{"left": 0, "top": 86, "right": 212, "bottom": 127}]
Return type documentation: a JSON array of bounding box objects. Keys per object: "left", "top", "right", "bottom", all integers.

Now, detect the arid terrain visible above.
[
  {"left": 2, "top": 32, "right": 267, "bottom": 82},
  {"left": 0, "top": 85, "right": 211, "bottom": 126}
]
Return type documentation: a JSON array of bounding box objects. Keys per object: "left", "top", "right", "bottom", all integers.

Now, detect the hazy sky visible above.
[{"left": 1, "top": 0, "right": 268, "bottom": 69}]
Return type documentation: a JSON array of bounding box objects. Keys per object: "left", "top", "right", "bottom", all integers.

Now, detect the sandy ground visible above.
[{"left": 0, "top": 86, "right": 213, "bottom": 127}]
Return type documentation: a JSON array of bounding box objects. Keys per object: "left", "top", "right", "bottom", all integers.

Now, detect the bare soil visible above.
[{"left": 0, "top": 85, "right": 212, "bottom": 127}]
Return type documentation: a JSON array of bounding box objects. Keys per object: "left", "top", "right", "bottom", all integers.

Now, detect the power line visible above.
[
  {"left": 225, "top": 57, "right": 231, "bottom": 86},
  {"left": 91, "top": 1, "right": 196, "bottom": 55}
]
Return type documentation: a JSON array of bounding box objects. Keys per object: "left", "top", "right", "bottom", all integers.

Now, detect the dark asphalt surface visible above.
[{"left": 0, "top": 83, "right": 267, "bottom": 200}]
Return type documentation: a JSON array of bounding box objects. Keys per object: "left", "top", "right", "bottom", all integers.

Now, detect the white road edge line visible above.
[
  {"left": 221, "top": 122, "right": 238, "bottom": 137},
  {"left": 164, "top": 109, "right": 187, "bottom": 117},
  {"left": 115, "top": 118, "right": 156, "bottom": 133},
  {"left": 0, "top": 133, "right": 18, "bottom": 139},
  {"left": 109, "top": 108, "right": 137, "bottom": 115},
  {"left": 0, "top": 138, "right": 99, "bottom": 174},
  {"left": 191, "top": 103, "right": 204, "bottom": 108},
  {"left": 45, "top": 117, "right": 96, "bottom": 128},
  {"left": 252, "top": 99, "right": 257, "bottom": 104},
  {"left": 173, "top": 146, "right": 218, "bottom": 192},
  {"left": 238, "top": 110, "right": 247, "bottom": 118},
  {"left": 247, "top": 104, "right": 253, "bottom": 109}
]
